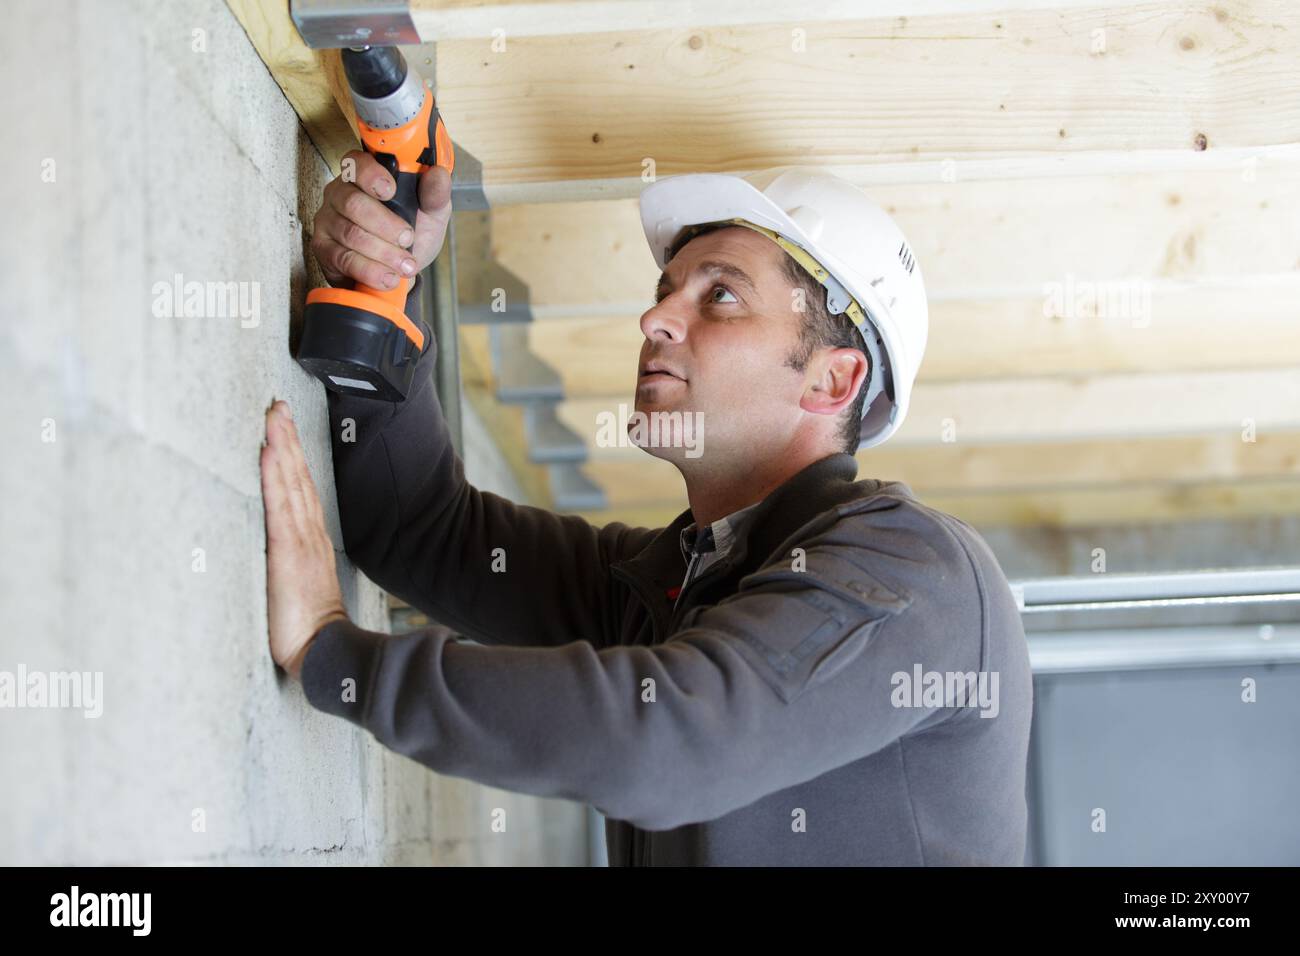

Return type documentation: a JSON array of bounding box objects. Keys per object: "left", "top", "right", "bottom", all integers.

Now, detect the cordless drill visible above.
[{"left": 296, "top": 46, "right": 455, "bottom": 402}]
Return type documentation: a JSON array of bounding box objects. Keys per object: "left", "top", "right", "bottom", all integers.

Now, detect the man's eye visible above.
[{"left": 709, "top": 285, "right": 738, "bottom": 304}]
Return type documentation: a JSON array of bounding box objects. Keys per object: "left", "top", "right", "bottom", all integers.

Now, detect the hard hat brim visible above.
[{"left": 640, "top": 171, "right": 817, "bottom": 271}]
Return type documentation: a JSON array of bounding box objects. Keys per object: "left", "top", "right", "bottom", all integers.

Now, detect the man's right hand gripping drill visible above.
[{"left": 309, "top": 150, "right": 453, "bottom": 290}]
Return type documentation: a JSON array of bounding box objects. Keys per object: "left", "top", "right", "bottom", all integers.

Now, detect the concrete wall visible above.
[{"left": 0, "top": 0, "right": 586, "bottom": 865}]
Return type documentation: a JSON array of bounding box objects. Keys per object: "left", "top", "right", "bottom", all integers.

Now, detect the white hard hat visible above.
[{"left": 638, "top": 166, "right": 928, "bottom": 448}]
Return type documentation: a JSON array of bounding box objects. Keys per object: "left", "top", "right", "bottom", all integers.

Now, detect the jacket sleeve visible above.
[
  {"left": 323, "top": 312, "right": 656, "bottom": 649},
  {"left": 300, "top": 514, "right": 990, "bottom": 831}
]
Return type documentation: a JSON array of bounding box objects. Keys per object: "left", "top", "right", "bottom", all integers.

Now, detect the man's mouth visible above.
[{"left": 639, "top": 362, "right": 686, "bottom": 382}]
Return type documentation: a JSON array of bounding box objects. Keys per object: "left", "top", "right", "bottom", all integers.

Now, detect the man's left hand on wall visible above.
[{"left": 261, "top": 400, "right": 349, "bottom": 679}]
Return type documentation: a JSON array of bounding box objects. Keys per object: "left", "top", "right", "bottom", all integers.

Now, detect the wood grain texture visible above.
[
  {"left": 433, "top": 1, "right": 1300, "bottom": 202},
  {"left": 523, "top": 287, "right": 1300, "bottom": 397},
  {"left": 556, "top": 367, "right": 1300, "bottom": 453},
  {"left": 413, "top": 0, "right": 1105, "bottom": 40},
  {"left": 586, "top": 431, "right": 1300, "bottom": 507},
  {"left": 226, "top": 0, "right": 358, "bottom": 173},
  {"left": 575, "top": 478, "right": 1300, "bottom": 529},
  {"left": 488, "top": 159, "right": 1300, "bottom": 308}
]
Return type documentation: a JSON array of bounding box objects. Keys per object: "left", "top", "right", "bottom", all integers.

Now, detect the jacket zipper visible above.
[{"left": 678, "top": 550, "right": 703, "bottom": 605}]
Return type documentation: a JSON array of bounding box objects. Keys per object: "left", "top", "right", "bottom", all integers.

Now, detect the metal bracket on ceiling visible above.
[
  {"left": 491, "top": 325, "right": 562, "bottom": 402},
  {"left": 290, "top": 0, "right": 420, "bottom": 49},
  {"left": 549, "top": 463, "right": 607, "bottom": 512},
  {"left": 449, "top": 146, "right": 489, "bottom": 211},
  {"left": 464, "top": 264, "right": 532, "bottom": 325}
]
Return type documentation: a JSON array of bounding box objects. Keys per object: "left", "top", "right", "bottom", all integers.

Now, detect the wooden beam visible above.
[
  {"left": 586, "top": 431, "right": 1300, "bottom": 507},
  {"left": 433, "top": 2, "right": 1300, "bottom": 203},
  {"left": 488, "top": 160, "right": 1300, "bottom": 308},
  {"left": 488, "top": 159, "right": 1300, "bottom": 396},
  {"left": 556, "top": 367, "right": 1300, "bottom": 453},
  {"left": 524, "top": 289, "right": 1300, "bottom": 397},
  {"left": 226, "top": 0, "right": 358, "bottom": 172},
  {"left": 412, "top": 0, "right": 1108, "bottom": 40},
  {"left": 575, "top": 478, "right": 1300, "bottom": 530}
]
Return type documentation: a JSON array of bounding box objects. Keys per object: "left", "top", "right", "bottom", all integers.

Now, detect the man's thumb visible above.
[{"left": 418, "top": 164, "right": 453, "bottom": 215}]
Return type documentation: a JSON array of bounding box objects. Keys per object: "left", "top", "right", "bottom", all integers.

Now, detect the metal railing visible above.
[{"left": 1011, "top": 566, "right": 1300, "bottom": 674}]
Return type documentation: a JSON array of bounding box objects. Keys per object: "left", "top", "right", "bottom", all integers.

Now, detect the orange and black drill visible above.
[{"left": 296, "top": 45, "right": 455, "bottom": 402}]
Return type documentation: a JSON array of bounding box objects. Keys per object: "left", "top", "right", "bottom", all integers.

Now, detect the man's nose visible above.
[{"left": 639, "top": 297, "right": 689, "bottom": 342}]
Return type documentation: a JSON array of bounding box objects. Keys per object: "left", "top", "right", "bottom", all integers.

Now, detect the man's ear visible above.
[{"left": 799, "top": 347, "right": 870, "bottom": 416}]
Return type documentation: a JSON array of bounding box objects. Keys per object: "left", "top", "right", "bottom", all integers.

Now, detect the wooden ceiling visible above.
[{"left": 232, "top": 0, "right": 1300, "bottom": 530}]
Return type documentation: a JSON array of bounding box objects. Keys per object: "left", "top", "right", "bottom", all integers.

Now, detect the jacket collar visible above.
[{"left": 612, "top": 452, "right": 870, "bottom": 593}]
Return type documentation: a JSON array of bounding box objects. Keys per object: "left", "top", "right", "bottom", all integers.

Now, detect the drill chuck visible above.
[
  {"left": 341, "top": 45, "right": 406, "bottom": 98},
  {"left": 343, "top": 47, "right": 427, "bottom": 130}
]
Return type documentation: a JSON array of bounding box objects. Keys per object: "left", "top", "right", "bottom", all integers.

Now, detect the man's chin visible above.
[
  {"left": 625, "top": 398, "right": 707, "bottom": 464},
  {"left": 632, "top": 396, "right": 676, "bottom": 416},
  {"left": 631, "top": 439, "right": 696, "bottom": 469}
]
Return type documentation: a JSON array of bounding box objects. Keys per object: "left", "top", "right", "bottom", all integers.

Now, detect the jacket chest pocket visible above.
[{"left": 683, "top": 550, "right": 914, "bottom": 705}]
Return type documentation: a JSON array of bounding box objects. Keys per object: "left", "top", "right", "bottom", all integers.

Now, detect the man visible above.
[{"left": 261, "top": 155, "right": 1033, "bottom": 865}]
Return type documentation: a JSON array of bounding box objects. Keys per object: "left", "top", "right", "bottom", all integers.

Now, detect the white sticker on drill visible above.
[{"left": 329, "top": 375, "right": 377, "bottom": 391}]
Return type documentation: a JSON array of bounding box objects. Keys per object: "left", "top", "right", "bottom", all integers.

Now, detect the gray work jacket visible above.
[{"left": 301, "top": 330, "right": 1034, "bottom": 865}]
